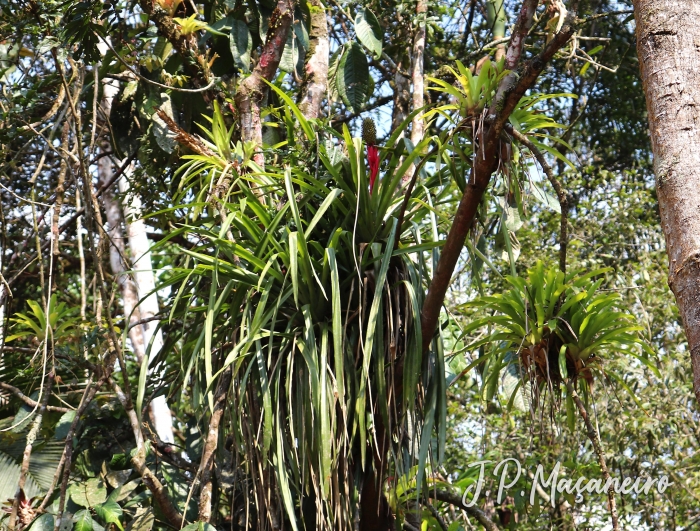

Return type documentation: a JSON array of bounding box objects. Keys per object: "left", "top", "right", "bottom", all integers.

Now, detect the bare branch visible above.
[
  {"left": 567, "top": 381, "right": 620, "bottom": 530},
  {"left": 427, "top": 489, "right": 502, "bottom": 531},
  {"left": 0, "top": 381, "right": 70, "bottom": 413}
]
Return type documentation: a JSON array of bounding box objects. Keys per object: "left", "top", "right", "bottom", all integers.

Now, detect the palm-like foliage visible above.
[{"left": 151, "top": 98, "right": 446, "bottom": 529}]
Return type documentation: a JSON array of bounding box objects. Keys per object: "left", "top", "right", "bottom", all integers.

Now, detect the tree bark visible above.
[
  {"left": 299, "top": 0, "right": 329, "bottom": 120},
  {"left": 97, "top": 48, "right": 175, "bottom": 444},
  {"left": 101, "top": 176, "right": 147, "bottom": 364},
  {"left": 410, "top": 0, "right": 427, "bottom": 147},
  {"left": 420, "top": 2, "right": 573, "bottom": 355},
  {"left": 392, "top": 66, "right": 411, "bottom": 134},
  {"left": 117, "top": 174, "right": 175, "bottom": 444},
  {"left": 633, "top": 0, "right": 700, "bottom": 404},
  {"left": 234, "top": 0, "right": 294, "bottom": 167}
]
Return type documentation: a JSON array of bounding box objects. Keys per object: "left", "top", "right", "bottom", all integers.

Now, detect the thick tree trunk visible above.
[
  {"left": 298, "top": 0, "right": 329, "bottom": 120},
  {"left": 633, "top": 0, "right": 700, "bottom": 403}
]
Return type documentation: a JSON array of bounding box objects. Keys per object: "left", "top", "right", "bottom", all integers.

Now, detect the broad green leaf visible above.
[
  {"left": 354, "top": 8, "right": 382, "bottom": 59},
  {"left": 181, "top": 524, "right": 216, "bottom": 531},
  {"left": 28, "top": 514, "right": 54, "bottom": 531},
  {"left": 54, "top": 410, "right": 76, "bottom": 440},
  {"left": 69, "top": 478, "right": 107, "bottom": 508},
  {"left": 279, "top": 31, "right": 302, "bottom": 74},
  {"left": 73, "top": 510, "right": 93, "bottom": 531},
  {"left": 124, "top": 508, "right": 154, "bottom": 531},
  {"left": 336, "top": 41, "right": 369, "bottom": 113},
  {"left": 530, "top": 180, "right": 561, "bottom": 213},
  {"left": 327, "top": 46, "right": 344, "bottom": 103},
  {"left": 230, "top": 19, "right": 252, "bottom": 72},
  {"left": 94, "top": 499, "right": 123, "bottom": 531}
]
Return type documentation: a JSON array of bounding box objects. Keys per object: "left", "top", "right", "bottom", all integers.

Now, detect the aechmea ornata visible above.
[{"left": 362, "top": 117, "right": 379, "bottom": 194}]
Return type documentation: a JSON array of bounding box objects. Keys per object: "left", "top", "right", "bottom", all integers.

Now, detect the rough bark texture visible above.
[
  {"left": 234, "top": 0, "right": 294, "bottom": 167},
  {"left": 392, "top": 66, "right": 410, "bottom": 133},
  {"left": 633, "top": 0, "right": 700, "bottom": 405},
  {"left": 197, "top": 366, "right": 232, "bottom": 522},
  {"left": 298, "top": 0, "right": 329, "bottom": 120}
]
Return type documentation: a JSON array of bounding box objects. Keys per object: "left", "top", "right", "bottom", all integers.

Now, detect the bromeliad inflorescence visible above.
[{"left": 362, "top": 117, "right": 379, "bottom": 193}]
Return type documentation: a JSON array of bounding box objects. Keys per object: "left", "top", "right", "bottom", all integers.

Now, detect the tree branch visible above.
[
  {"left": 566, "top": 380, "right": 619, "bottom": 530},
  {"left": 108, "top": 377, "right": 184, "bottom": 528},
  {"left": 52, "top": 377, "right": 102, "bottom": 529},
  {"left": 197, "top": 365, "right": 232, "bottom": 522},
  {"left": 420, "top": 11, "right": 576, "bottom": 355},
  {"left": 298, "top": 0, "right": 329, "bottom": 120},
  {"left": 0, "top": 380, "right": 70, "bottom": 413},
  {"left": 234, "top": 0, "right": 294, "bottom": 168},
  {"left": 427, "top": 489, "right": 502, "bottom": 531},
  {"left": 137, "top": 0, "right": 212, "bottom": 87}
]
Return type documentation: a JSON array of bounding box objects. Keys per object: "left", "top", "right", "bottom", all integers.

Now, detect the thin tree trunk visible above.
[
  {"left": 299, "top": 0, "right": 329, "bottom": 120},
  {"left": 98, "top": 46, "right": 175, "bottom": 444},
  {"left": 100, "top": 169, "right": 147, "bottom": 363},
  {"left": 118, "top": 174, "right": 175, "bottom": 444},
  {"left": 76, "top": 189, "right": 87, "bottom": 321},
  {"left": 410, "top": 0, "right": 427, "bottom": 147},
  {"left": 633, "top": 0, "right": 700, "bottom": 404},
  {"left": 234, "top": 0, "right": 294, "bottom": 167}
]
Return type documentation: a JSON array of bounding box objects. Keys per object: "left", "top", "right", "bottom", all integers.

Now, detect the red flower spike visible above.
[{"left": 367, "top": 144, "right": 379, "bottom": 194}]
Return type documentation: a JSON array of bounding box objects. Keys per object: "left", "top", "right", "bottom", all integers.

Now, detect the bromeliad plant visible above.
[
  {"left": 151, "top": 93, "right": 448, "bottom": 529},
  {"left": 5, "top": 294, "right": 79, "bottom": 346},
  {"left": 459, "top": 261, "right": 655, "bottom": 404}
]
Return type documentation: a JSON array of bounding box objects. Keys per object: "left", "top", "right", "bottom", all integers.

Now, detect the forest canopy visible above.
[{"left": 1, "top": 0, "right": 699, "bottom": 530}]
